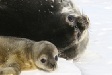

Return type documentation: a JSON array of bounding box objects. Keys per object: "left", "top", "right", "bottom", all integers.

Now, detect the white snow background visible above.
[
  {"left": 21, "top": 0, "right": 112, "bottom": 75},
  {"left": 74, "top": 0, "right": 112, "bottom": 75}
]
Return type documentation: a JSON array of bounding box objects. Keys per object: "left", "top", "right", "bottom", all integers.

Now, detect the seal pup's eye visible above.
[
  {"left": 40, "top": 59, "right": 46, "bottom": 63},
  {"left": 55, "top": 55, "right": 58, "bottom": 61},
  {"left": 67, "top": 15, "right": 75, "bottom": 22}
]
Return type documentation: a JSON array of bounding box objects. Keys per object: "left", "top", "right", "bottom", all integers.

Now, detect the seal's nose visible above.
[
  {"left": 50, "top": 60, "right": 57, "bottom": 68},
  {"left": 51, "top": 63, "right": 55, "bottom": 67}
]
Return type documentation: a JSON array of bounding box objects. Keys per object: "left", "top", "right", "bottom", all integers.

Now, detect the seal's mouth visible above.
[
  {"left": 47, "top": 63, "right": 57, "bottom": 71},
  {"left": 41, "top": 63, "right": 57, "bottom": 72},
  {"left": 35, "top": 62, "right": 57, "bottom": 72}
]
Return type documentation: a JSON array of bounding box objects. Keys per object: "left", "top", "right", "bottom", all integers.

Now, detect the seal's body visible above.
[
  {"left": 0, "top": 36, "right": 58, "bottom": 75},
  {"left": 0, "top": 0, "right": 90, "bottom": 59}
]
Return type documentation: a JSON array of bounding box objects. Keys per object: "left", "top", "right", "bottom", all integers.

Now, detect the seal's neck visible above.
[{"left": 22, "top": 42, "right": 37, "bottom": 70}]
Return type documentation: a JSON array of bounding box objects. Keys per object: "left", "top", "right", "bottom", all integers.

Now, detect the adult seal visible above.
[
  {"left": 0, "top": 0, "right": 90, "bottom": 59},
  {"left": 0, "top": 36, "right": 58, "bottom": 75}
]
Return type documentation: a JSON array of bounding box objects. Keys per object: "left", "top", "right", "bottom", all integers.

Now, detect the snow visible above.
[
  {"left": 74, "top": 0, "right": 112, "bottom": 75},
  {"left": 21, "top": 0, "right": 112, "bottom": 75}
]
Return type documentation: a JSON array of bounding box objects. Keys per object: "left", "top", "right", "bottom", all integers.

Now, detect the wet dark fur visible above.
[{"left": 0, "top": 0, "right": 90, "bottom": 59}]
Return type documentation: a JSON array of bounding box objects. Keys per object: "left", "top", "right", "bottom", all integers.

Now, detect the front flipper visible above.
[
  {"left": 0, "top": 56, "right": 21, "bottom": 75},
  {"left": 0, "top": 66, "right": 20, "bottom": 75}
]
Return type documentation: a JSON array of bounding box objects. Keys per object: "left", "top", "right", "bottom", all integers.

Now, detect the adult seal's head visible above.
[
  {"left": 0, "top": 0, "right": 90, "bottom": 59},
  {"left": 32, "top": 41, "right": 58, "bottom": 71}
]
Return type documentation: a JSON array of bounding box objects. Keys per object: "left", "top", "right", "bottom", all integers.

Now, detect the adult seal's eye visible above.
[
  {"left": 67, "top": 15, "right": 75, "bottom": 22},
  {"left": 55, "top": 55, "right": 58, "bottom": 61},
  {"left": 40, "top": 59, "right": 46, "bottom": 63}
]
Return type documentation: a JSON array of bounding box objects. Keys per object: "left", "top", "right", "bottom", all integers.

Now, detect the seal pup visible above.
[
  {"left": 0, "top": 36, "right": 58, "bottom": 75},
  {"left": 0, "top": 0, "right": 90, "bottom": 59}
]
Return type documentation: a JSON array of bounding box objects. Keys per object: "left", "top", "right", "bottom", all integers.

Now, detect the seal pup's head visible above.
[{"left": 32, "top": 41, "right": 58, "bottom": 72}]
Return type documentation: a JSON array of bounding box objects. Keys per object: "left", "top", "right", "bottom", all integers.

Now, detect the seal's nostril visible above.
[{"left": 51, "top": 63, "right": 55, "bottom": 67}]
